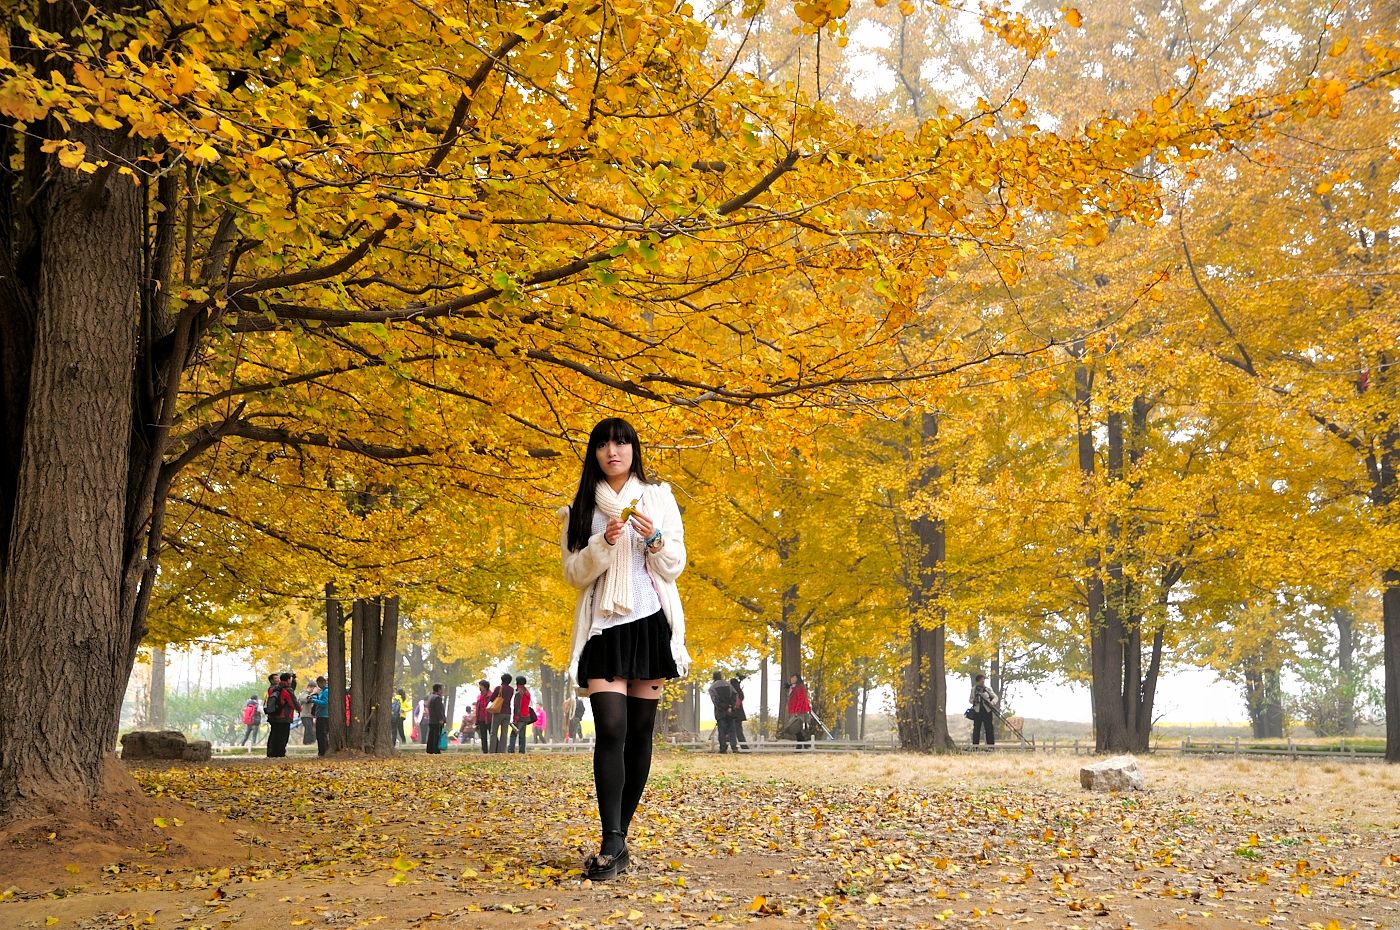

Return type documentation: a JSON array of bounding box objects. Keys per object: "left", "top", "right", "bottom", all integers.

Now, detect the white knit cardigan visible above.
[{"left": 559, "top": 481, "right": 691, "bottom": 685}]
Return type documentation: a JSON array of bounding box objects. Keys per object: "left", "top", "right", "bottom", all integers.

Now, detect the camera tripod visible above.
[
  {"left": 993, "top": 705, "right": 1031, "bottom": 747},
  {"left": 780, "top": 709, "right": 835, "bottom": 742}
]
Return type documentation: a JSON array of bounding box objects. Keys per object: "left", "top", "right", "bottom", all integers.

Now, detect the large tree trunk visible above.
[
  {"left": 1332, "top": 607, "right": 1358, "bottom": 736},
  {"left": 1083, "top": 380, "right": 1163, "bottom": 752},
  {"left": 777, "top": 566, "right": 801, "bottom": 725},
  {"left": 148, "top": 645, "right": 167, "bottom": 728},
  {"left": 1385, "top": 569, "right": 1399, "bottom": 763},
  {"left": 1077, "top": 361, "right": 1121, "bottom": 751},
  {"left": 0, "top": 94, "right": 146, "bottom": 815},
  {"left": 368, "top": 597, "right": 399, "bottom": 754},
  {"left": 326, "top": 586, "right": 348, "bottom": 753},
  {"left": 344, "top": 596, "right": 398, "bottom": 754},
  {"left": 897, "top": 412, "right": 955, "bottom": 752},
  {"left": 758, "top": 648, "right": 769, "bottom": 737},
  {"left": 540, "top": 664, "right": 565, "bottom": 742},
  {"left": 1369, "top": 415, "right": 1398, "bottom": 762},
  {"left": 1244, "top": 664, "right": 1285, "bottom": 738}
]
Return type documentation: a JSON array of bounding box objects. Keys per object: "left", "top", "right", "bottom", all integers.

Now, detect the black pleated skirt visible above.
[{"left": 576, "top": 609, "right": 680, "bottom": 686}]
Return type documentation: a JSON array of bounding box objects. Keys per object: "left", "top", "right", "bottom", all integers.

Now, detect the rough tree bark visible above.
[
  {"left": 148, "top": 645, "right": 167, "bottom": 728},
  {"left": 897, "top": 412, "right": 955, "bottom": 752},
  {"left": 326, "top": 587, "right": 348, "bottom": 753},
  {"left": 777, "top": 533, "right": 802, "bottom": 727},
  {"left": 1078, "top": 363, "right": 1165, "bottom": 752},
  {"left": 1366, "top": 408, "right": 1398, "bottom": 762},
  {"left": 1333, "top": 608, "right": 1357, "bottom": 736},
  {"left": 345, "top": 596, "right": 399, "bottom": 754},
  {"left": 0, "top": 41, "right": 150, "bottom": 814},
  {"left": 1384, "top": 566, "right": 1399, "bottom": 763},
  {"left": 1244, "top": 664, "right": 1286, "bottom": 738}
]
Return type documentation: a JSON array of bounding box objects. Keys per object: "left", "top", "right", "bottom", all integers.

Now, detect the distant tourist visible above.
[
  {"left": 509, "top": 675, "right": 533, "bottom": 754},
  {"left": 708, "top": 672, "right": 736, "bottom": 753},
  {"left": 311, "top": 675, "right": 331, "bottom": 756},
  {"left": 425, "top": 683, "right": 446, "bottom": 755},
  {"left": 473, "top": 680, "right": 492, "bottom": 754},
  {"left": 970, "top": 674, "right": 998, "bottom": 747},
  {"left": 265, "top": 672, "right": 302, "bottom": 758},
  {"left": 729, "top": 677, "right": 749, "bottom": 751},
  {"left": 782, "top": 675, "right": 812, "bottom": 745},
  {"left": 533, "top": 704, "right": 547, "bottom": 744},
  {"left": 300, "top": 680, "right": 318, "bottom": 745},
  {"left": 487, "top": 673, "right": 514, "bottom": 753},
  {"left": 391, "top": 689, "right": 407, "bottom": 745},
  {"left": 458, "top": 704, "right": 475, "bottom": 744},
  {"left": 238, "top": 695, "right": 262, "bottom": 747},
  {"left": 567, "top": 694, "right": 586, "bottom": 743}
]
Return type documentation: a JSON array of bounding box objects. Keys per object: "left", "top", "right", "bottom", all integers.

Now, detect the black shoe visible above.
[{"left": 584, "top": 832, "right": 629, "bottom": 881}]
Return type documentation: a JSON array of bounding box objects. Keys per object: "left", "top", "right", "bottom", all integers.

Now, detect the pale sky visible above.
[{"left": 731, "top": 663, "right": 1249, "bottom": 728}]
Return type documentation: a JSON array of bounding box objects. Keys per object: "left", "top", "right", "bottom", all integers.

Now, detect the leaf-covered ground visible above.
[{"left": 2, "top": 752, "right": 1397, "bottom": 929}]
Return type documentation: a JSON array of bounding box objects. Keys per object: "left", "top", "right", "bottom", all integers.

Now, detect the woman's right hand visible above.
[{"left": 604, "top": 518, "right": 624, "bottom": 545}]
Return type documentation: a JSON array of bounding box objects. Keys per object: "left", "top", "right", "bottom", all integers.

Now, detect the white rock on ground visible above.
[{"left": 1080, "top": 755, "right": 1145, "bottom": 792}]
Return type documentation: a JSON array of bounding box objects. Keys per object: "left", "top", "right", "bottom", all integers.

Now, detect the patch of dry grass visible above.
[{"left": 676, "top": 750, "right": 1400, "bottom": 830}]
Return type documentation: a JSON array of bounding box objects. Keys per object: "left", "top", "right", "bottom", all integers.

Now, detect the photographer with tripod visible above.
[
  {"left": 969, "top": 673, "right": 999, "bottom": 747},
  {"left": 781, "top": 674, "right": 813, "bottom": 746}
]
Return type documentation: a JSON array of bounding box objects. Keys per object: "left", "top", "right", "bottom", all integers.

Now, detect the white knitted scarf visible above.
[{"left": 594, "top": 477, "right": 645, "bottom": 617}]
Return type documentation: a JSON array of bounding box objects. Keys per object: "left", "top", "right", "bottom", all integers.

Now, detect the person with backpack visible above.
[
  {"left": 487, "top": 673, "right": 513, "bottom": 753},
  {"left": 425, "top": 683, "right": 447, "bottom": 755},
  {"left": 265, "top": 672, "right": 302, "bottom": 758},
  {"left": 782, "top": 675, "right": 813, "bottom": 746},
  {"left": 238, "top": 695, "right": 262, "bottom": 747},
  {"left": 707, "top": 671, "right": 735, "bottom": 753},
  {"left": 969, "top": 673, "right": 999, "bottom": 747},
  {"left": 509, "top": 675, "right": 534, "bottom": 754}
]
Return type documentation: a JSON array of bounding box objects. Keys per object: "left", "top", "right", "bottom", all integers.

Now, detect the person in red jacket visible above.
[
  {"left": 783, "top": 674, "right": 813, "bottom": 745},
  {"left": 509, "top": 675, "right": 533, "bottom": 754},
  {"left": 473, "top": 680, "right": 492, "bottom": 754},
  {"left": 265, "top": 672, "right": 302, "bottom": 758}
]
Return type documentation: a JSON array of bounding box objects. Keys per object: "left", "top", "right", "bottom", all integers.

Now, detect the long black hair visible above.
[{"left": 567, "top": 417, "right": 650, "bottom": 551}]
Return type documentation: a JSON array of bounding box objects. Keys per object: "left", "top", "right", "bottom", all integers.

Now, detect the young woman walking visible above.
[{"left": 560, "top": 417, "right": 690, "bottom": 881}]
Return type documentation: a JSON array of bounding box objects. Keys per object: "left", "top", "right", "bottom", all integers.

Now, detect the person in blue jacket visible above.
[{"left": 311, "top": 675, "right": 331, "bottom": 756}]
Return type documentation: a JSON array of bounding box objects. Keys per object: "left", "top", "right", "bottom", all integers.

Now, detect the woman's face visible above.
[{"left": 595, "top": 438, "right": 634, "bottom": 481}]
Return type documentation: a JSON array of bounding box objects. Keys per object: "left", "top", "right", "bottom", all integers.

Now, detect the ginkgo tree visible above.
[{"left": 4, "top": 0, "right": 1398, "bottom": 822}]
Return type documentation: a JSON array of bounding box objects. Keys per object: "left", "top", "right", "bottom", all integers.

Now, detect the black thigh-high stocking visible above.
[
  {"left": 590, "top": 692, "right": 628, "bottom": 857},
  {"left": 620, "top": 695, "right": 660, "bottom": 837}
]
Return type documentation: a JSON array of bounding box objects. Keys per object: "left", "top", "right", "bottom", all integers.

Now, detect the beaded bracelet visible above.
[{"left": 644, "top": 530, "right": 663, "bottom": 548}]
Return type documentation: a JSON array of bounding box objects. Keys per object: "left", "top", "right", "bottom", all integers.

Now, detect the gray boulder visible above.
[
  {"left": 121, "top": 729, "right": 207, "bottom": 762},
  {"left": 181, "top": 740, "right": 213, "bottom": 762},
  {"left": 1080, "top": 755, "right": 1145, "bottom": 792}
]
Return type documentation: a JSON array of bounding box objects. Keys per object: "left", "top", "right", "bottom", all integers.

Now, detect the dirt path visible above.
[{"left": 2, "top": 753, "right": 1396, "bottom": 929}]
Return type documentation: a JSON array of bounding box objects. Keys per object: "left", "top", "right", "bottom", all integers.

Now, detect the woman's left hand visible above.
[{"left": 629, "top": 511, "right": 655, "bottom": 539}]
